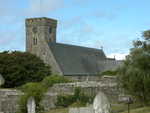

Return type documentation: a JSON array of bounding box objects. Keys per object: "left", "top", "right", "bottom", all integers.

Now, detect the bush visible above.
[
  {"left": 42, "top": 75, "right": 71, "bottom": 88},
  {"left": 55, "top": 87, "right": 94, "bottom": 107},
  {"left": 18, "top": 75, "right": 72, "bottom": 113},
  {"left": 56, "top": 95, "right": 75, "bottom": 107},
  {"left": 18, "top": 82, "right": 46, "bottom": 113},
  {"left": 0, "top": 51, "right": 51, "bottom": 88}
]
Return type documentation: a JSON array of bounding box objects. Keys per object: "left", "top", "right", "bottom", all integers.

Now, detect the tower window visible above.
[
  {"left": 49, "top": 27, "right": 52, "bottom": 34},
  {"left": 33, "top": 38, "right": 37, "bottom": 45},
  {"left": 32, "top": 27, "right": 38, "bottom": 34}
]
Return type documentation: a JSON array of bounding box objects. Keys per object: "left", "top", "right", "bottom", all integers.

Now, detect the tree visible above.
[
  {"left": 0, "top": 51, "right": 51, "bottom": 88},
  {"left": 118, "top": 30, "right": 150, "bottom": 105}
]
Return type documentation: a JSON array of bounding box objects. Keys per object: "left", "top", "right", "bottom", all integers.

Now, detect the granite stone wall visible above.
[{"left": 0, "top": 76, "right": 120, "bottom": 113}]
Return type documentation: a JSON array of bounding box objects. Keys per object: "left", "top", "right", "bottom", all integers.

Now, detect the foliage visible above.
[
  {"left": 42, "top": 75, "right": 71, "bottom": 88},
  {"left": 100, "top": 70, "right": 118, "bottom": 76},
  {"left": 118, "top": 30, "right": 150, "bottom": 105},
  {"left": 18, "top": 75, "right": 71, "bottom": 113},
  {"left": 0, "top": 51, "right": 51, "bottom": 88},
  {"left": 18, "top": 83, "right": 46, "bottom": 113},
  {"left": 55, "top": 87, "right": 94, "bottom": 107}
]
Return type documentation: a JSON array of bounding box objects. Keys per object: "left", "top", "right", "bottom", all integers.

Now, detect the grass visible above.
[
  {"left": 111, "top": 102, "right": 142, "bottom": 113},
  {"left": 46, "top": 104, "right": 150, "bottom": 113},
  {"left": 121, "top": 107, "right": 150, "bottom": 113}
]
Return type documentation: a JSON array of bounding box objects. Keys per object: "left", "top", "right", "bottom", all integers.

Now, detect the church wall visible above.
[
  {"left": 43, "top": 44, "right": 63, "bottom": 75},
  {"left": 103, "top": 59, "right": 123, "bottom": 71}
]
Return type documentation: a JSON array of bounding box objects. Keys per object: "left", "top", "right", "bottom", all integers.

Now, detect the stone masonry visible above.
[{"left": 0, "top": 76, "right": 120, "bottom": 113}]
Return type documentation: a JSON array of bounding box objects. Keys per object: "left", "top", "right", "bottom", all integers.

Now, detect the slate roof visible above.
[{"left": 49, "top": 43, "right": 106, "bottom": 76}]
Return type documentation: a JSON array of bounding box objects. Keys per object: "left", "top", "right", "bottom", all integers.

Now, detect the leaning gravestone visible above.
[
  {"left": 93, "top": 92, "right": 111, "bottom": 113},
  {"left": 0, "top": 74, "right": 5, "bottom": 87},
  {"left": 27, "top": 97, "right": 36, "bottom": 113}
]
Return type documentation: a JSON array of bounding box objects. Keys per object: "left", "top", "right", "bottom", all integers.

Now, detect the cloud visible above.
[
  {"left": 59, "top": 20, "right": 102, "bottom": 45},
  {"left": 26, "top": 0, "right": 64, "bottom": 16},
  {"left": 60, "top": 16, "right": 83, "bottom": 29},
  {"left": 107, "top": 53, "right": 128, "bottom": 60},
  {"left": 93, "top": 10, "right": 118, "bottom": 21}
]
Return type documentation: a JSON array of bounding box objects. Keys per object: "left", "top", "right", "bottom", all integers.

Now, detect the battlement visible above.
[{"left": 26, "top": 17, "right": 57, "bottom": 27}]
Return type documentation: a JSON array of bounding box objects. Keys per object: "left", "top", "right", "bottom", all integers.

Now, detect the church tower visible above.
[
  {"left": 26, "top": 17, "right": 57, "bottom": 55},
  {"left": 25, "top": 17, "right": 63, "bottom": 75}
]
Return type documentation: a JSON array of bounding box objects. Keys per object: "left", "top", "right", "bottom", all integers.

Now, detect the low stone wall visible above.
[
  {"left": 0, "top": 76, "right": 120, "bottom": 113},
  {"left": 0, "top": 89, "right": 57, "bottom": 113},
  {"left": 64, "top": 75, "right": 101, "bottom": 82},
  {"left": 49, "top": 76, "right": 119, "bottom": 102},
  {"left": 0, "top": 89, "right": 22, "bottom": 113}
]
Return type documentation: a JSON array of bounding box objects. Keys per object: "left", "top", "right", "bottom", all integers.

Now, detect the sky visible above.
[{"left": 0, "top": 0, "right": 150, "bottom": 60}]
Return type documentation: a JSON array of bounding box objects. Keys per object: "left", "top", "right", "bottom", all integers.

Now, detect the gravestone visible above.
[
  {"left": 27, "top": 97, "right": 36, "bottom": 113},
  {"left": 69, "top": 92, "right": 111, "bottom": 113},
  {"left": 93, "top": 92, "right": 111, "bottom": 113},
  {"left": 0, "top": 74, "right": 4, "bottom": 87}
]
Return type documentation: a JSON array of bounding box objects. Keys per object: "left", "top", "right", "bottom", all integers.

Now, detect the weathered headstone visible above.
[
  {"left": 27, "top": 97, "right": 36, "bottom": 113},
  {"left": 0, "top": 74, "right": 5, "bottom": 87},
  {"left": 93, "top": 92, "right": 111, "bottom": 113}
]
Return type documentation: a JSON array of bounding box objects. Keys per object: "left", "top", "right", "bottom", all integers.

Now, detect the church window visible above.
[
  {"left": 32, "top": 27, "right": 37, "bottom": 34},
  {"left": 49, "top": 27, "right": 52, "bottom": 34},
  {"left": 33, "top": 37, "right": 37, "bottom": 45}
]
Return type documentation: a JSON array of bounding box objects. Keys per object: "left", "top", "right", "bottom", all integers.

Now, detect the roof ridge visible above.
[{"left": 49, "top": 42, "right": 103, "bottom": 51}]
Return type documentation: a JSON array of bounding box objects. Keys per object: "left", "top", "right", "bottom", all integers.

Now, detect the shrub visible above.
[
  {"left": 0, "top": 51, "right": 51, "bottom": 88},
  {"left": 18, "top": 75, "right": 72, "bottom": 113},
  {"left": 41, "top": 75, "right": 71, "bottom": 88},
  {"left": 55, "top": 87, "right": 94, "bottom": 107},
  {"left": 56, "top": 95, "right": 75, "bottom": 107},
  {"left": 18, "top": 82, "right": 46, "bottom": 113}
]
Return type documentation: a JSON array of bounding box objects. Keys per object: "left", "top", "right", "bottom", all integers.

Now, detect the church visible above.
[{"left": 26, "top": 17, "right": 122, "bottom": 77}]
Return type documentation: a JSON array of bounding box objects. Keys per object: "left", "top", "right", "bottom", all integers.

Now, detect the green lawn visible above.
[
  {"left": 111, "top": 102, "right": 142, "bottom": 113},
  {"left": 121, "top": 107, "right": 150, "bottom": 113},
  {"left": 46, "top": 105, "right": 150, "bottom": 113}
]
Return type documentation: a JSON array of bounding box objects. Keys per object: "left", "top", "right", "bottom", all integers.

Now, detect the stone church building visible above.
[{"left": 26, "top": 17, "right": 122, "bottom": 77}]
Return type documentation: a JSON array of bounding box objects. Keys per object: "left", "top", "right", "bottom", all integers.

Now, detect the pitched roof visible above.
[{"left": 49, "top": 43, "right": 106, "bottom": 75}]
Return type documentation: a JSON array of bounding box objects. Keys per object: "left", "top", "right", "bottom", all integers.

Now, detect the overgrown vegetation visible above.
[
  {"left": 55, "top": 87, "right": 94, "bottom": 107},
  {"left": 18, "top": 75, "right": 71, "bottom": 113},
  {"left": 42, "top": 75, "right": 71, "bottom": 88},
  {"left": 118, "top": 30, "right": 150, "bottom": 105},
  {"left": 0, "top": 51, "right": 51, "bottom": 88},
  {"left": 100, "top": 70, "right": 118, "bottom": 76},
  {"left": 18, "top": 83, "right": 46, "bottom": 113}
]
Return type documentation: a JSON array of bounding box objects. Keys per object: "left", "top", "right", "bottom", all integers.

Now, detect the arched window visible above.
[
  {"left": 33, "top": 37, "right": 37, "bottom": 45},
  {"left": 49, "top": 27, "right": 52, "bottom": 34}
]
